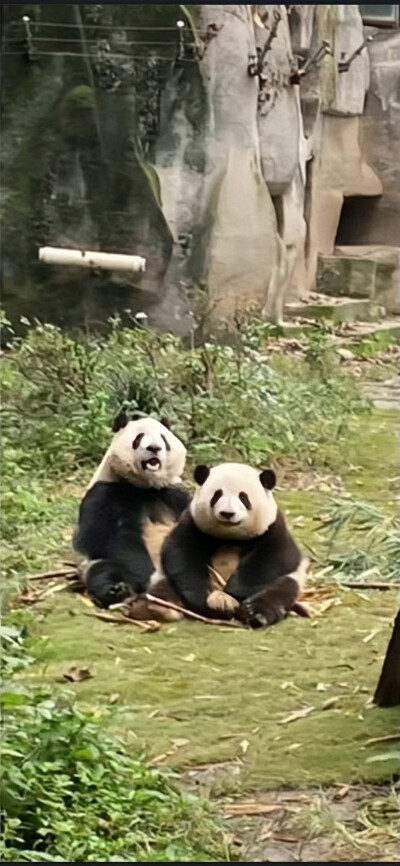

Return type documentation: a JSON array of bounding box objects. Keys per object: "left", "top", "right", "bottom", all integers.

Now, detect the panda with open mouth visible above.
[
  {"left": 73, "top": 410, "right": 190, "bottom": 608},
  {"left": 161, "top": 462, "right": 309, "bottom": 628}
]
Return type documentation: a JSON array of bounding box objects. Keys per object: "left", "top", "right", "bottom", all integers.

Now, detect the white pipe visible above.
[{"left": 38, "top": 247, "right": 146, "bottom": 273}]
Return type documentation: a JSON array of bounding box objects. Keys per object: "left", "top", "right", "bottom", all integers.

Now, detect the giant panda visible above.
[
  {"left": 161, "top": 462, "right": 309, "bottom": 628},
  {"left": 73, "top": 411, "right": 190, "bottom": 609}
]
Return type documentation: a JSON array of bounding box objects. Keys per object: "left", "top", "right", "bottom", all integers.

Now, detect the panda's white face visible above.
[
  {"left": 88, "top": 417, "right": 186, "bottom": 490},
  {"left": 190, "top": 463, "right": 278, "bottom": 540}
]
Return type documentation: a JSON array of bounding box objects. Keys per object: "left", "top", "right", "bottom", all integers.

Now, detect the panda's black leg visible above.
[
  {"left": 241, "top": 576, "right": 300, "bottom": 629},
  {"left": 85, "top": 561, "right": 138, "bottom": 608}
]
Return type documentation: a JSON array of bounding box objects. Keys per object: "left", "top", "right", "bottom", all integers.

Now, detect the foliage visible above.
[
  {"left": 1, "top": 314, "right": 368, "bottom": 480},
  {"left": 1, "top": 620, "right": 34, "bottom": 679},
  {"left": 0, "top": 622, "right": 231, "bottom": 863},
  {"left": 350, "top": 330, "right": 396, "bottom": 359},
  {"left": 315, "top": 495, "right": 399, "bottom": 583}
]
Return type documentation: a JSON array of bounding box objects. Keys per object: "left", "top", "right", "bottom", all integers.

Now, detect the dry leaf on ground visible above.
[
  {"left": 224, "top": 803, "right": 282, "bottom": 817},
  {"left": 63, "top": 666, "right": 93, "bottom": 682},
  {"left": 280, "top": 706, "right": 315, "bottom": 725}
]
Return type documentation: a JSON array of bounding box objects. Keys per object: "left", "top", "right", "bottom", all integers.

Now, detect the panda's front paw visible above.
[
  {"left": 242, "top": 596, "right": 288, "bottom": 629},
  {"left": 207, "top": 589, "right": 240, "bottom": 616}
]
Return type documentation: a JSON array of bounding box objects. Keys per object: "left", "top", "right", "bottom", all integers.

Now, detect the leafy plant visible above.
[
  {"left": 351, "top": 331, "right": 396, "bottom": 359},
  {"left": 1, "top": 315, "right": 368, "bottom": 476},
  {"left": 0, "top": 622, "right": 231, "bottom": 863}
]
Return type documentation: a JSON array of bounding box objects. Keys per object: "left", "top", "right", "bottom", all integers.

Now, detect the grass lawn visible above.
[{"left": 28, "top": 589, "right": 397, "bottom": 792}]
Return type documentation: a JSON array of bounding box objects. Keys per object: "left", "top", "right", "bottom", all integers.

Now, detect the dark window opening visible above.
[{"left": 335, "top": 195, "right": 382, "bottom": 246}]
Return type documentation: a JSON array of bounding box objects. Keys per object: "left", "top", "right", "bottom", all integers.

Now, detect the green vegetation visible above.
[
  {"left": 350, "top": 330, "right": 397, "bottom": 358},
  {"left": 2, "top": 313, "right": 367, "bottom": 477},
  {"left": 28, "top": 590, "right": 398, "bottom": 789},
  {"left": 1, "top": 623, "right": 231, "bottom": 863},
  {"left": 314, "top": 496, "right": 399, "bottom": 584},
  {"left": 1, "top": 315, "right": 398, "bottom": 861}
]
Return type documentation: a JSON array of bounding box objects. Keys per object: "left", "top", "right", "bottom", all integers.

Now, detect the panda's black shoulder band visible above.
[{"left": 159, "top": 485, "right": 192, "bottom": 519}]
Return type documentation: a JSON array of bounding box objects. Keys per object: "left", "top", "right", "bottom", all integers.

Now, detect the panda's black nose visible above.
[
  {"left": 147, "top": 445, "right": 161, "bottom": 454},
  {"left": 220, "top": 511, "right": 234, "bottom": 520}
]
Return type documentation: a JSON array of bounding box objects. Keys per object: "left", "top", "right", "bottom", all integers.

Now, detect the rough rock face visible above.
[
  {"left": 1, "top": 4, "right": 399, "bottom": 334},
  {"left": 360, "top": 29, "right": 400, "bottom": 246},
  {"left": 192, "top": 6, "right": 279, "bottom": 316}
]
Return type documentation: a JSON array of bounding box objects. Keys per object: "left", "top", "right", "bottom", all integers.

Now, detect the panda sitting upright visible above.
[
  {"left": 73, "top": 410, "right": 190, "bottom": 608},
  {"left": 161, "top": 462, "right": 309, "bottom": 628}
]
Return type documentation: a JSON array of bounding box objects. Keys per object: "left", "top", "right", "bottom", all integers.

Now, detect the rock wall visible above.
[{"left": 1, "top": 4, "right": 399, "bottom": 334}]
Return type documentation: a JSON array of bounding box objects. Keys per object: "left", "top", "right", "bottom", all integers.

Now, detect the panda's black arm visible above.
[
  {"left": 159, "top": 485, "right": 192, "bottom": 521},
  {"left": 110, "top": 522, "right": 158, "bottom": 585},
  {"left": 224, "top": 513, "right": 302, "bottom": 601},
  {"left": 74, "top": 483, "right": 122, "bottom": 559},
  {"left": 74, "top": 482, "right": 155, "bottom": 593},
  {"left": 161, "top": 512, "right": 221, "bottom": 617}
]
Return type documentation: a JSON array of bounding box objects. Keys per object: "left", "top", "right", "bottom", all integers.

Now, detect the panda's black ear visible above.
[
  {"left": 112, "top": 409, "right": 129, "bottom": 433},
  {"left": 194, "top": 464, "right": 210, "bottom": 486},
  {"left": 259, "top": 469, "right": 276, "bottom": 490}
]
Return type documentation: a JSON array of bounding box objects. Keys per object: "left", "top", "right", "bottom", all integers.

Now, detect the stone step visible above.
[
  {"left": 317, "top": 247, "right": 399, "bottom": 315},
  {"left": 337, "top": 318, "right": 400, "bottom": 344},
  {"left": 280, "top": 317, "right": 400, "bottom": 341},
  {"left": 284, "top": 296, "right": 386, "bottom": 325}
]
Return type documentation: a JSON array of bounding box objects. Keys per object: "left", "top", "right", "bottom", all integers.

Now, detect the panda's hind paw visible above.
[
  {"left": 242, "top": 597, "right": 288, "bottom": 629},
  {"left": 109, "top": 582, "right": 135, "bottom": 602}
]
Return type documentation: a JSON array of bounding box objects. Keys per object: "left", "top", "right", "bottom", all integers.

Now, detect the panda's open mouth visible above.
[{"left": 142, "top": 457, "right": 161, "bottom": 472}]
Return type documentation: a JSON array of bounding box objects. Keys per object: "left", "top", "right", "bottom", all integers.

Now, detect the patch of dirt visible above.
[
  {"left": 209, "top": 784, "right": 399, "bottom": 862},
  {"left": 274, "top": 459, "right": 344, "bottom": 494}
]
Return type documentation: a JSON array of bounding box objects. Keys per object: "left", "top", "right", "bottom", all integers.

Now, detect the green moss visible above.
[{"left": 65, "top": 85, "right": 94, "bottom": 106}]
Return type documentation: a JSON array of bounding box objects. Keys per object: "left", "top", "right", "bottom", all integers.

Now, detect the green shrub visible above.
[
  {"left": 1, "top": 316, "right": 368, "bottom": 477},
  {"left": 0, "top": 624, "right": 231, "bottom": 863}
]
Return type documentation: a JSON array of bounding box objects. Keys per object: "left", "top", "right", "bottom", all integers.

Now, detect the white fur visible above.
[
  {"left": 191, "top": 463, "right": 277, "bottom": 540},
  {"left": 289, "top": 556, "right": 310, "bottom": 592},
  {"left": 148, "top": 570, "right": 165, "bottom": 590},
  {"left": 86, "top": 418, "right": 186, "bottom": 491}
]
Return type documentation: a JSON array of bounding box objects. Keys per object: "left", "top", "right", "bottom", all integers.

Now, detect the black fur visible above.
[
  {"left": 241, "top": 576, "right": 300, "bottom": 629},
  {"left": 74, "top": 481, "right": 190, "bottom": 608},
  {"left": 161, "top": 509, "right": 303, "bottom": 627},
  {"left": 161, "top": 511, "right": 220, "bottom": 617},
  {"left": 112, "top": 408, "right": 129, "bottom": 433}
]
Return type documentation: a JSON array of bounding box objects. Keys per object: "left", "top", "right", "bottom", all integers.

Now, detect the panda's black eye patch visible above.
[
  {"left": 132, "top": 433, "right": 144, "bottom": 450},
  {"left": 161, "top": 434, "right": 171, "bottom": 452},
  {"left": 239, "top": 491, "right": 252, "bottom": 510},
  {"left": 210, "top": 489, "right": 223, "bottom": 507}
]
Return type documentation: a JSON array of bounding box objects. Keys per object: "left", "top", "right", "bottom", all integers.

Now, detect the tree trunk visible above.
[{"left": 374, "top": 610, "right": 400, "bottom": 708}]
